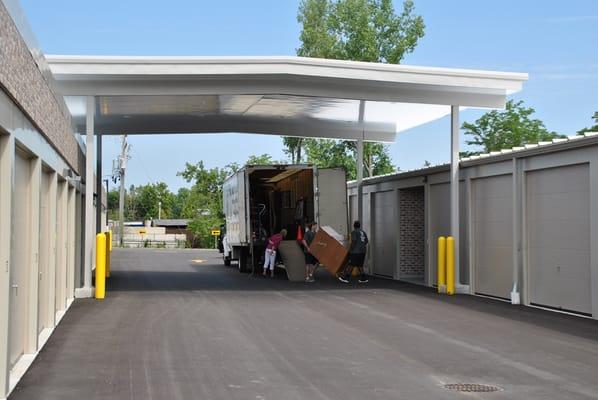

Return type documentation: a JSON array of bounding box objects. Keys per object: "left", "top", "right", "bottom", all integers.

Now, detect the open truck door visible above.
[{"left": 314, "top": 167, "right": 348, "bottom": 237}]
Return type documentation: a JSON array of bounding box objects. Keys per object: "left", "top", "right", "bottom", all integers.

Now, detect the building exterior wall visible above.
[
  {"left": 0, "top": 0, "right": 83, "bottom": 176},
  {"left": 0, "top": 1, "right": 90, "bottom": 397},
  {"left": 349, "top": 137, "right": 598, "bottom": 320},
  {"left": 398, "top": 187, "right": 425, "bottom": 279}
]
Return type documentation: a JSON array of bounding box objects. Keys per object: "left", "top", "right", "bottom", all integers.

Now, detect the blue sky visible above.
[{"left": 20, "top": 0, "right": 598, "bottom": 191}]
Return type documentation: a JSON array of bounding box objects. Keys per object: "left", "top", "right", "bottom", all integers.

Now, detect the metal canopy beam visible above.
[
  {"left": 51, "top": 78, "right": 511, "bottom": 108},
  {"left": 70, "top": 113, "right": 397, "bottom": 142}
]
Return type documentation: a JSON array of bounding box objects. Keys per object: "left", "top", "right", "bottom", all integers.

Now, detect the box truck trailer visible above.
[{"left": 222, "top": 165, "right": 348, "bottom": 272}]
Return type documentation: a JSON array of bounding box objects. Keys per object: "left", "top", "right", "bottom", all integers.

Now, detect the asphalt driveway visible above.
[{"left": 9, "top": 248, "right": 598, "bottom": 399}]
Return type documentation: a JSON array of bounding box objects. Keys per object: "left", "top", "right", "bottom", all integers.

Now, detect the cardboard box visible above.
[{"left": 309, "top": 226, "right": 348, "bottom": 276}]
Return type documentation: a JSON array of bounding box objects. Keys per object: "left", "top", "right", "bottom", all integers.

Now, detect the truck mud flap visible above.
[{"left": 277, "top": 241, "right": 306, "bottom": 282}]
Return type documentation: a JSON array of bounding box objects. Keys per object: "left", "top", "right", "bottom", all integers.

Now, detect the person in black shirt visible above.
[{"left": 339, "top": 221, "right": 369, "bottom": 284}]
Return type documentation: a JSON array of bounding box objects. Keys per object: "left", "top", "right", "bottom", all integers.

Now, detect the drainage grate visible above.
[{"left": 443, "top": 383, "right": 502, "bottom": 393}]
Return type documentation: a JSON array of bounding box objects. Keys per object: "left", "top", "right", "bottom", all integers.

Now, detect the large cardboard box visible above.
[{"left": 309, "top": 226, "right": 348, "bottom": 276}]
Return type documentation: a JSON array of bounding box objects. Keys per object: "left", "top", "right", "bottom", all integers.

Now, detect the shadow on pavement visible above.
[{"left": 105, "top": 263, "right": 598, "bottom": 343}]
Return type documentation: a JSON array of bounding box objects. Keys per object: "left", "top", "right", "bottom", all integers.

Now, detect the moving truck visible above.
[{"left": 222, "top": 165, "right": 348, "bottom": 272}]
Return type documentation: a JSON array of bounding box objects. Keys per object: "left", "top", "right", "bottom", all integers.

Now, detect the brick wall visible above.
[
  {"left": 399, "top": 187, "right": 425, "bottom": 277},
  {"left": 0, "top": 1, "right": 83, "bottom": 175}
]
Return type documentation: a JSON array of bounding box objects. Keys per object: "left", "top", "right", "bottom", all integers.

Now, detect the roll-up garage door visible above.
[
  {"left": 429, "top": 184, "right": 449, "bottom": 285},
  {"left": 473, "top": 174, "right": 513, "bottom": 299},
  {"left": 372, "top": 190, "right": 396, "bottom": 277},
  {"left": 428, "top": 182, "right": 468, "bottom": 286},
  {"left": 527, "top": 164, "right": 591, "bottom": 315}
]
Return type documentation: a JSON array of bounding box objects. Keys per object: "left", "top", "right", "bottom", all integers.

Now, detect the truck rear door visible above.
[{"left": 314, "top": 167, "right": 348, "bottom": 237}]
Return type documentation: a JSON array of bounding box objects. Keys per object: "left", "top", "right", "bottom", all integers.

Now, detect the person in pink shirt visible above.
[{"left": 263, "top": 229, "right": 287, "bottom": 277}]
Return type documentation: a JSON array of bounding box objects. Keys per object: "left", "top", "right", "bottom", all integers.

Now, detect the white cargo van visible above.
[{"left": 222, "top": 165, "right": 348, "bottom": 272}]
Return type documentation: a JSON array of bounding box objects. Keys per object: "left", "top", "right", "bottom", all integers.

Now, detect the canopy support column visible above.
[
  {"left": 450, "top": 105, "right": 468, "bottom": 293},
  {"left": 96, "top": 132, "right": 102, "bottom": 234},
  {"left": 75, "top": 96, "right": 95, "bottom": 298},
  {"left": 356, "top": 100, "right": 365, "bottom": 226}
]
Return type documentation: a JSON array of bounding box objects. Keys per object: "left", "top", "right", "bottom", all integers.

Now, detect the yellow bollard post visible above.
[
  {"left": 108, "top": 230, "right": 113, "bottom": 252},
  {"left": 437, "top": 236, "right": 446, "bottom": 293},
  {"left": 105, "top": 231, "right": 111, "bottom": 278},
  {"left": 95, "top": 233, "right": 106, "bottom": 299},
  {"left": 446, "top": 236, "right": 455, "bottom": 295}
]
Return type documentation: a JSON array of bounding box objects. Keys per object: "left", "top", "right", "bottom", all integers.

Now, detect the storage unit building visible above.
[{"left": 348, "top": 133, "right": 598, "bottom": 320}]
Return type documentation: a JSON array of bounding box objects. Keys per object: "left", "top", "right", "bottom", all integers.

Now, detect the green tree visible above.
[
  {"left": 172, "top": 187, "right": 190, "bottom": 219},
  {"left": 177, "top": 161, "right": 236, "bottom": 247},
  {"left": 297, "top": 0, "right": 422, "bottom": 176},
  {"left": 304, "top": 139, "right": 355, "bottom": 176},
  {"left": 462, "top": 100, "right": 562, "bottom": 155},
  {"left": 125, "top": 185, "right": 139, "bottom": 221},
  {"left": 129, "top": 182, "right": 175, "bottom": 221},
  {"left": 304, "top": 139, "right": 395, "bottom": 180},
  {"left": 282, "top": 137, "right": 304, "bottom": 163},
  {"left": 107, "top": 189, "right": 120, "bottom": 221},
  {"left": 297, "top": 0, "right": 425, "bottom": 63},
  {"left": 578, "top": 111, "right": 598, "bottom": 135},
  {"left": 245, "top": 154, "right": 277, "bottom": 165}
]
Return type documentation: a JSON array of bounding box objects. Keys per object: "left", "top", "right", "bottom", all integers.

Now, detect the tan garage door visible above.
[
  {"left": 10, "top": 152, "right": 31, "bottom": 367},
  {"left": 428, "top": 182, "right": 467, "bottom": 286},
  {"left": 429, "top": 184, "right": 450, "bottom": 285},
  {"left": 55, "top": 181, "right": 67, "bottom": 313},
  {"left": 527, "top": 164, "right": 591, "bottom": 315},
  {"left": 473, "top": 174, "right": 513, "bottom": 299},
  {"left": 38, "top": 171, "right": 52, "bottom": 333}
]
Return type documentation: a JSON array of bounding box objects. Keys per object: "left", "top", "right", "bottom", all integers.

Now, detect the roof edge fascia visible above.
[{"left": 45, "top": 55, "right": 529, "bottom": 82}]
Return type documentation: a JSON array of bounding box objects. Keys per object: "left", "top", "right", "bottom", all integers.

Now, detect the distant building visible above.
[{"left": 152, "top": 219, "right": 197, "bottom": 247}]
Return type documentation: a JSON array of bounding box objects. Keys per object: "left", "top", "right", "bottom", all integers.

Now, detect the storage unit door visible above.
[
  {"left": 67, "top": 188, "right": 75, "bottom": 300},
  {"left": 527, "top": 164, "right": 591, "bottom": 314},
  {"left": 38, "top": 171, "right": 51, "bottom": 333},
  {"left": 429, "top": 183, "right": 450, "bottom": 285},
  {"left": 9, "top": 152, "right": 31, "bottom": 367},
  {"left": 372, "top": 191, "right": 396, "bottom": 277},
  {"left": 473, "top": 174, "right": 513, "bottom": 299},
  {"left": 55, "top": 182, "right": 66, "bottom": 313}
]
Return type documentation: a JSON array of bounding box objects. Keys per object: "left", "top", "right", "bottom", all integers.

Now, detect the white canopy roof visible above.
[{"left": 47, "top": 55, "right": 528, "bottom": 142}]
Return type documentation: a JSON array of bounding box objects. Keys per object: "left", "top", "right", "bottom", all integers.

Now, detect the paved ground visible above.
[{"left": 10, "top": 248, "right": 598, "bottom": 400}]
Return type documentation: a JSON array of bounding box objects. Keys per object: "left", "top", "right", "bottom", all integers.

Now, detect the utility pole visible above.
[
  {"left": 158, "top": 201, "right": 162, "bottom": 220},
  {"left": 104, "top": 178, "right": 109, "bottom": 220},
  {"left": 117, "top": 135, "right": 130, "bottom": 247}
]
